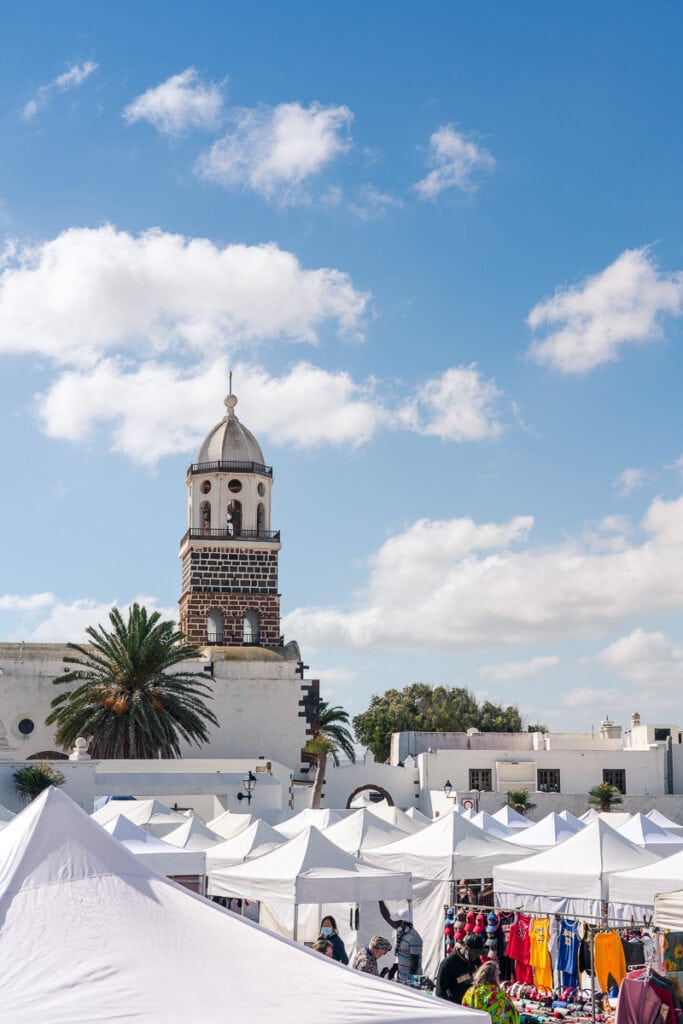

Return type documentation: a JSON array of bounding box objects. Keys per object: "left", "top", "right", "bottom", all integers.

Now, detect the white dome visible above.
[{"left": 195, "top": 393, "right": 265, "bottom": 466}]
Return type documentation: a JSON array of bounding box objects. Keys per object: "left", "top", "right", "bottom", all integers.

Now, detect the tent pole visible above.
[
  {"left": 293, "top": 903, "right": 299, "bottom": 944},
  {"left": 590, "top": 928, "right": 596, "bottom": 1024}
]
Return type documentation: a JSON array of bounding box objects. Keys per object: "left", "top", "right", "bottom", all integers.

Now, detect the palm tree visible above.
[
  {"left": 46, "top": 603, "right": 218, "bottom": 759},
  {"left": 305, "top": 734, "right": 338, "bottom": 809},
  {"left": 588, "top": 782, "right": 623, "bottom": 812},
  {"left": 506, "top": 788, "right": 537, "bottom": 816},
  {"left": 13, "top": 763, "right": 65, "bottom": 802},
  {"left": 317, "top": 700, "right": 356, "bottom": 764}
]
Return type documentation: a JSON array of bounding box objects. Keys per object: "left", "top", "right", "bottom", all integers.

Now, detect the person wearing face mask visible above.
[{"left": 317, "top": 915, "right": 348, "bottom": 964}]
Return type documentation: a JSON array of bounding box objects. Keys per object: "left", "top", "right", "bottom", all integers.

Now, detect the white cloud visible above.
[
  {"left": 349, "top": 185, "right": 404, "bottom": 221},
  {"left": 670, "top": 454, "right": 683, "bottom": 479},
  {"left": 39, "top": 359, "right": 386, "bottom": 464},
  {"left": 123, "top": 68, "right": 224, "bottom": 135},
  {"left": 561, "top": 687, "right": 621, "bottom": 709},
  {"left": 414, "top": 125, "right": 495, "bottom": 200},
  {"left": 595, "top": 628, "right": 683, "bottom": 687},
  {"left": 400, "top": 365, "right": 504, "bottom": 442},
  {"left": 0, "top": 593, "right": 177, "bottom": 643},
  {"left": 284, "top": 494, "right": 683, "bottom": 652},
  {"left": 478, "top": 655, "right": 560, "bottom": 682},
  {"left": 526, "top": 247, "right": 683, "bottom": 373},
  {"left": 0, "top": 225, "right": 369, "bottom": 366},
  {"left": 613, "top": 467, "right": 646, "bottom": 497},
  {"left": 38, "top": 358, "right": 508, "bottom": 465},
  {"left": 23, "top": 60, "right": 98, "bottom": 119},
  {"left": 0, "top": 593, "right": 55, "bottom": 612},
  {"left": 196, "top": 101, "right": 352, "bottom": 202}
]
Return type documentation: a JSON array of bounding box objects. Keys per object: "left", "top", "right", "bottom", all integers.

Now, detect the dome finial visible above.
[{"left": 224, "top": 369, "right": 238, "bottom": 418}]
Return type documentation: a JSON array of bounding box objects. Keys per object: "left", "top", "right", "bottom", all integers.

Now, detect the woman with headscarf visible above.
[{"left": 462, "top": 961, "right": 520, "bottom": 1023}]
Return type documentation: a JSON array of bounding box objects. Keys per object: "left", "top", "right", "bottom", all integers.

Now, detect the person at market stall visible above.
[
  {"left": 435, "top": 934, "right": 486, "bottom": 1004},
  {"left": 351, "top": 935, "right": 393, "bottom": 975},
  {"left": 311, "top": 939, "right": 334, "bottom": 958},
  {"left": 378, "top": 901, "right": 423, "bottom": 981},
  {"left": 317, "top": 915, "right": 348, "bottom": 964},
  {"left": 462, "top": 960, "right": 520, "bottom": 1024}
]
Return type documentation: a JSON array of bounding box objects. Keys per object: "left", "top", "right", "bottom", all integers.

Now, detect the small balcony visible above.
[
  {"left": 206, "top": 632, "right": 263, "bottom": 646},
  {"left": 185, "top": 528, "right": 280, "bottom": 543},
  {"left": 188, "top": 459, "right": 272, "bottom": 478}
]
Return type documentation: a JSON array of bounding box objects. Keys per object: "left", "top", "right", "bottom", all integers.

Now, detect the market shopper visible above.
[
  {"left": 317, "top": 915, "right": 349, "bottom": 964},
  {"left": 435, "top": 935, "right": 486, "bottom": 1004},
  {"left": 378, "top": 901, "right": 423, "bottom": 981},
  {"left": 462, "top": 961, "right": 520, "bottom": 1024},
  {"left": 351, "top": 935, "right": 393, "bottom": 975},
  {"left": 311, "top": 939, "right": 334, "bottom": 958}
]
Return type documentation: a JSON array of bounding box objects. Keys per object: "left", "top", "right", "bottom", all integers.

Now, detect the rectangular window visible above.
[
  {"left": 469, "top": 769, "right": 492, "bottom": 791},
  {"left": 603, "top": 768, "right": 626, "bottom": 794},
  {"left": 537, "top": 768, "right": 561, "bottom": 793},
  {"left": 654, "top": 728, "right": 671, "bottom": 742}
]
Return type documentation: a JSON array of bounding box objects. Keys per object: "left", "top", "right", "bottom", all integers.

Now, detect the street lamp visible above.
[
  {"left": 443, "top": 779, "right": 455, "bottom": 799},
  {"left": 237, "top": 770, "right": 256, "bottom": 805}
]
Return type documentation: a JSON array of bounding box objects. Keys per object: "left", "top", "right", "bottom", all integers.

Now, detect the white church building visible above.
[{"left": 2, "top": 385, "right": 683, "bottom": 822}]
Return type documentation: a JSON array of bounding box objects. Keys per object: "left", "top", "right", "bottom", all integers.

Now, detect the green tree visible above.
[
  {"left": 46, "top": 603, "right": 218, "bottom": 759},
  {"left": 588, "top": 782, "right": 623, "bottom": 812},
  {"left": 506, "top": 788, "right": 536, "bottom": 816},
  {"left": 305, "top": 734, "right": 337, "bottom": 809},
  {"left": 352, "top": 684, "right": 522, "bottom": 762},
  {"left": 13, "top": 763, "right": 65, "bottom": 803},
  {"left": 317, "top": 700, "right": 356, "bottom": 764}
]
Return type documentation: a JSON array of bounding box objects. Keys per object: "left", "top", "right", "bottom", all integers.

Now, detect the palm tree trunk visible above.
[{"left": 310, "top": 753, "right": 327, "bottom": 809}]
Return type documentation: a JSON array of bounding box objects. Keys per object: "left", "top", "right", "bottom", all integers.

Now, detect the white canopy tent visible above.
[
  {"left": 647, "top": 809, "right": 683, "bottom": 836},
  {"left": 208, "top": 810, "right": 263, "bottom": 840},
  {"left": 470, "top": 811, "right": 514, "bottom": 839},
  {"left": 92, "top": 798, "right": 187, "bottom": 837},
  {"left": 366, "top": 804, "right": 426, "bottom": 833},
  {"left": 405, "top": 807, "right": 433, "bottom": 825},
  {"left": 654, "top": 889, "right": 683, "bottom": 928},
  {"left": 102, "top": 815, "right": 206, "bottom": 876},
  {"left": 491, "top": 806, "right": 532, "bottom": 830},
  {"left": 598, "top": 811, "right": 632, "bottom": 828},
  {"left": 579, "top": 808, "right": 599, "bottom": 823},
  {"left": 610, "top": 846, "right": 683, "bottom": 920},
  {"left": 495, "top": 819, "right": 659, "bottom": 917},
  {"left": 0, "top": 788, "right": 485, "bottom": 1024},
  {"left": 209, "top": 825, "right": 412, "bottom": 954},
  {"left": 274, "top": 808, "right": 354, "bottom": 838},
  {"left": 364, "top": 811, "right": 529, "bottom": 977},
  {"left": 323, "top": 809, "right": 408, "bottom": 855},
  {"left": 163, "top": 816, "right": 224, "bottom": 851},
  {"left": 206, "top": 818, "right": 287, "bottom": 873},
  {"left": 558, "top": 809, "right": 585, "bottom": 829},
  {"left": 507, "top": 812, "right": 583, "bottom": 849},
  {"left": 617, "top": 812, "right": 683, "bottom": 854}
]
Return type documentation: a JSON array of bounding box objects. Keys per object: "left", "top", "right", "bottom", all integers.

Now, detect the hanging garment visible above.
[
  {"left": 615, "top": 975, "right": 666, "bottom": 1024},
  {"left": 498, "top": 911, "right": 517, "bottom": 983},
  {"left": 462, "top": 982, "right": 521, "bottom": 1023},
  {"left": 505, "top": 913, "right": 533, "bottom": 985},
  {"left": 594, "top": 931, "right": 627, "bottom": 994},
  {"left": 556, "top": 918, "right": 580, "bottom": 988},
  {"left": 622, "top": 937, "right": 646, "bottom": 970},
  {"left": 528, "top": 917, "right": 553, "bottom": 992}
]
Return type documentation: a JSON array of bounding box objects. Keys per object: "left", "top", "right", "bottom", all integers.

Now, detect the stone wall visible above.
[
  {"left": 181, "top": 545, "right": 279, "bottom": 595},
  {"left": 179, "top": 591, "right": 281, "bottom": 644}
]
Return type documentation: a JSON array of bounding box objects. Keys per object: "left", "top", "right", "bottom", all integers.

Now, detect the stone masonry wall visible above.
[
  {"left": 179, "top": 591, "right": 281, "bottom": 645},
  {"left": 182, "top": 546, "right": 278, "bottom": 595}
]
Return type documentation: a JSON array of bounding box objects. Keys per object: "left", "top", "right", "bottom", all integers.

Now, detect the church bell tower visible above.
[{"left": 178, "top": 385, "right": 282, "bottom": 647}]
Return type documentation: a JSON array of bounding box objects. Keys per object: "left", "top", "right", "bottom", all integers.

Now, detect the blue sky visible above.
[{"left": 2, "top": 1, "right": 683, "bottom": 734}]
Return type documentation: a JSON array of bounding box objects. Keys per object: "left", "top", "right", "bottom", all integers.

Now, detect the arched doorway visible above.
[{"left": 345, "top": 784, "right": 395, "bottom": 808}]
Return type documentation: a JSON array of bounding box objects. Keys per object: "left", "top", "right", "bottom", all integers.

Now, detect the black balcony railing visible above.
[
  {"left": 188, "top": 460, "right": 272, "bottom": 478},
  {"left": 187, "top": 528, "right": 280, "bottom": 542},
  {"left": 206, "top": 632, "right": 262, "bottom": 646}
]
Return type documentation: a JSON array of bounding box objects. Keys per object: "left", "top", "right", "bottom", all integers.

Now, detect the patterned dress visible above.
[{"left": 462, "top": 983, "right": 520, "bottom": 1024}]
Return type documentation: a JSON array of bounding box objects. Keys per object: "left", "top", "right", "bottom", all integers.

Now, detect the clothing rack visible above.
[{"left": 444, "top": 901, "right": 665, "bottom": 1024}]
